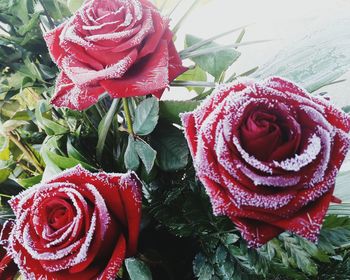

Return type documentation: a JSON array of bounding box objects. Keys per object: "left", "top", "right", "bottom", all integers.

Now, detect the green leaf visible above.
[
  {"left": 67, "top": 0, "right": 85, "bottom": 13},
  {"left": 0, "top": 178, "right": 24, "bottom": 197},
  {"left": 41, "top": 138, "right": 63, "bottom": 180},
  {"left": 40, "top": 0, "right": 71, "bottom": 20},
  {"left": 18, "top": 174, "right": 42, "bottom": 188},
  {"left": 0, "top": 166, "right": 12, "bottom": 183},
  {"left": 319, "top": 215, "right": 350, "bottom": 253},
  {"left": 193, "top": 253, "right": 215, "bottom": 280},
  {"left": 176, "top": 66, "right": 207, "bottom": 94},
  {"left": 96, "top": 99, "right": 118, "bottom": 161},
  {"left": 67, "top": 137, "right": 89, "bottom": 163},
  {"left": 185, "top": 34, "right": 240, "bottom": 79},
  {"left": 280, "top": 234, "right": 318, "bottom": 276},
  {"left": 17, "top": 12, "right": 40, "bottom": 36},
  {"left": 0, "top": 120, "right": 28, "bottom": 135},
  {"left": 35, "top": 101, "right": 68, "bottom": 136},
  {"left": 159, "top": 100, "right": 200, "bottom": 124},
  {"left": 6, "top": 0, "right": 34, "bottom": 24},
  {"left": 215, "top": 245, "right": 228, "bottom": 264},
  {"left": 46, "top": 151, "right": 95, "bottom": 170},
  {"left": 151, "top": 124, "right": 188, "bottom": 171},
  {"left": 0, "top": 136, "right": 10, "bottom": 160},
  {"left": 125, "top": 258, "right": 153, "bottom": 280},
  {"left": 133, "top": 97, "right": 159, "bottom": 136},
  {"left": 124, "top": 135, "right": 140, "bottom": 171},
  {"left": 135, "top": 140, "right": 156, "bottom": 174}
]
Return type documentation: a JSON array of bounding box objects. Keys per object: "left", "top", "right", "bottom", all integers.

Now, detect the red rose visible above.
[
  {"left": 0, "top": 221, "right": 18, "bottom": 279},
  {"left": 181, "top": 77, "right": 350, "bottom": 247},
  {"left": 44, "top": 0, "right": 186, "bottom": 110},
  {"left": 7, "top": 165, "right": 142, "bottom": 279}
]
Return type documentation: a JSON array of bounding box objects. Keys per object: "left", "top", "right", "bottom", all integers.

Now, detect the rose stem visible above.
[
  {"left": 0, "top": 193, "right": 12, "bottom": 199},
  {"left": 122, "top": 98, "right": 134, "bottom": 135},
  {"left": 8, "top": 131, "right": 44, "bottom": 174}
]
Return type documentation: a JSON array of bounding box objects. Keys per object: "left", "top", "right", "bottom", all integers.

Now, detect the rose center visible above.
[
  {"left": 239, "top": 109, "right": 292, "bottom": 161},
  {"left": 45, "top": 200, "right": 74, "bottom": 231}
]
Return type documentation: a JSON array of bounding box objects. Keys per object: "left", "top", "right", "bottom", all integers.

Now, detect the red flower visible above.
[
  {"left": 7, "top": 165, "right": 142, "bottom": 279},
  {"left": 44, "top": 0, "right": 186, "bottom": 110},
  {"left": 181, "top": 77, "right": 350, "bottom": 247},
  {"left": 0, "top": 221, "right": 18, "bottom": 279}
]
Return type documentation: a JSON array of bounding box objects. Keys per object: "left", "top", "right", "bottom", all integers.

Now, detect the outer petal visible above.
[
  {"left": 98, "top": 234, "right": 126, "bottom": 280},
  {"left": 51, "top": 72, "right": 105, "bottom": 110},
  {"left": 230, "top": 217, "right": 283, "bottom": 247},
  {"left": 110, "top": 172, "right": 142, "bottom": 256},
  {"left": 181, "top": 112, "right": 199, "bottom": 157},
  {"left": 165, "top": 30, "right": 188, "bottom": 82},
  {"left": 0, "top": 221, "right": 18, "bottom": 280},
  {"left": 274, "top": 191, "right": 333, "bottom": 242},
  {"left": 43, "top": 23, "right": 66, "bottom": 67}
]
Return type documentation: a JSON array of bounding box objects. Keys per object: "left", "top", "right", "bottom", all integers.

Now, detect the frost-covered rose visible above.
[
  {"left": 0, "top": 221, "right": 18, "bottom": 279},
  {"left": 44, "top": 0, "right": 186, "bottom": 110},
  {"left": 7, "top": 165, "right": 142, "bottom": 279},
  {"left": 181, "top": 77, "right": 350, "bottom": 247}
]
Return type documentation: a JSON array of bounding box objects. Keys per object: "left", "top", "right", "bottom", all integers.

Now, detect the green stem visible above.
[
  {"left": 8, "top": 132, "right": 44, "bottom": 173},
  {"left": 122, "top": 98, "right": 134, "bottom": 135},
  {"left": 0, "top": 193, "right": 12, "bottom": 199},
  {"left": 96, "top": 99, "right": 119, "bottom": 162}
]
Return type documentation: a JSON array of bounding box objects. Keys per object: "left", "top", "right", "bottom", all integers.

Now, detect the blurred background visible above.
[{"left": 163, "top": 0, "right": 350, "bottom": 106}]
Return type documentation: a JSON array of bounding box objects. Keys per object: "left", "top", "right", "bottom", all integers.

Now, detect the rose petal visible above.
[
  {"left": 98, "top": 234, "right": 126, "bottom": 280},
  {"left": 100, "top": 39, "right": 170, "bottom": 98},
  {"left": 44, "top": 23, "right": 66, "bottom": 67},
  {"left": 51, "top": 72, "right": 105, "bottom": 110}
]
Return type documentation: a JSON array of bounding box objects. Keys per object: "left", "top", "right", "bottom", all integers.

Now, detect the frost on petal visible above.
[
  {"left": 0, "top": 220, "right": 18, "bottom": 279},
  {"left": 113, "top": 172, "right": 142, "bottom": 256},
  {"left": 62, "top": 49, "right": 137, "bottom": 86},
  {"left": 192, "top": 81, "right": 248, "bottom": 127},
  {"left": 182, "top": 76, "right": 350, "bottom": 246},
  {"left": 43, "top": 23, "right": 66, "bottom": 67},
  {"left": 181, "top": 112, "right": 199, "bottom": 157},
  {"left": 311, "top": 95, "right": 350, "bottom": 133},
  {"left": 262, "top": 76, "right": 311, "bottom": 99},
  {"left": 272, "top": 134, "right": 321, "bottom": 172},
  {"left": 274, "top": 191, "right": 334, "bottom": 242},
  {"left": 51, "top": 72, "right": 105, "bottom": 110}
]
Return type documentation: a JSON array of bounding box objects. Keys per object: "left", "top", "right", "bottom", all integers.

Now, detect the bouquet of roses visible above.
[{"left": 1, "top": 0, "right": 350, "bottom": 279}]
